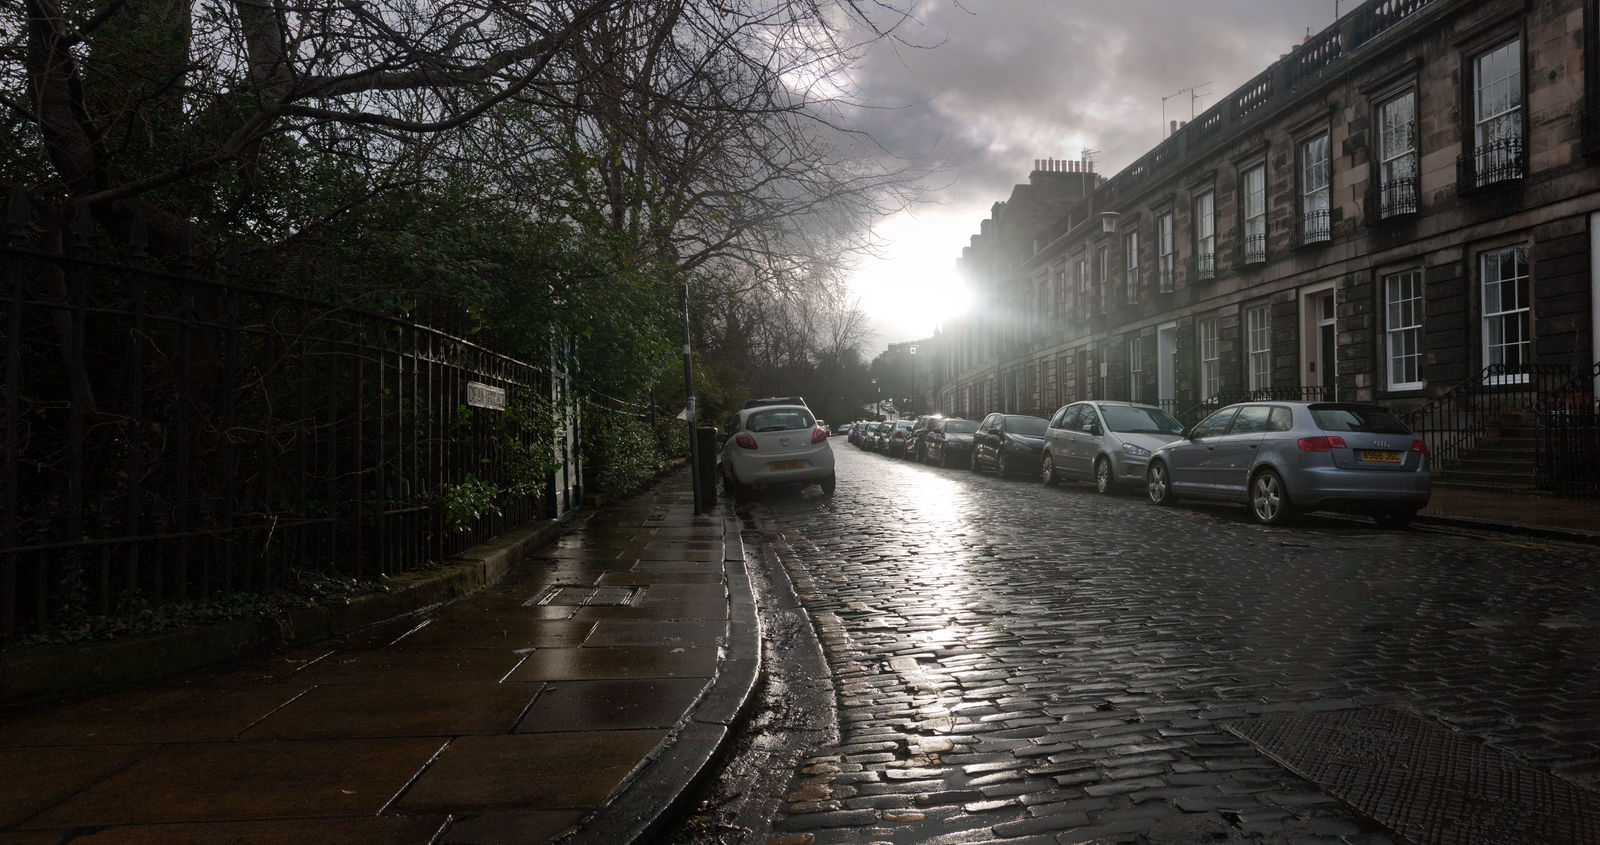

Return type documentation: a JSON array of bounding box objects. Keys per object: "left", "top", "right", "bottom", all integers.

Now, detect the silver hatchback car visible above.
[
  {"left": 1041, "top": 401, "right": 1185, "bottom": 493},
  {"left": 1144, "top": 401, "right": 1431, "bottom": 527}
]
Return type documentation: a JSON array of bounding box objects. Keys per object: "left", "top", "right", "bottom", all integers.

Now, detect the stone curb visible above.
[
  {"left": 1, "top": 518, "right": 567, "bottom": 709},
  {"left": 1413, "top": 513, "right": 1600, "bottom": 546},
  {"left": 562, "top": 511, "right": 763, "bottom": 845}
]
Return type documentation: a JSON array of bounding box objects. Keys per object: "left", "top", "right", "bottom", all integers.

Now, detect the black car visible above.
[
  {"left": 903, "top": 414, "right": 944, "bottom": 462},
  {"left": 923, "top": 418, "right": 979, "bottom": 467},
  {"left": 970, "top": 413, "right": 1049, "bottom": 476}
]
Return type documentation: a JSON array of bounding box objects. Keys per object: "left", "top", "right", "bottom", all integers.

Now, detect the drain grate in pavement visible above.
[
  {"left": 529, "top": 585, "right": 643, "bottom": 607},
  {"left": 1225, "top": 707, "right": 1600, "bottom": 844}
]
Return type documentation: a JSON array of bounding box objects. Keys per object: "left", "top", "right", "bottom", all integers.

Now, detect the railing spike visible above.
[
  {"left": 69, "top": 201, "right": 94, "bottom": 249},
  {"left": 128, "top": 207, "right": 148, "bottom": 252},
  {"left": 6, "top": 187, "right": 29, "bottom": 237}
]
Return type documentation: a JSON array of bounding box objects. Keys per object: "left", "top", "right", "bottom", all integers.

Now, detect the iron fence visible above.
[
  {"left": 1534, "top": 363, "right": 1600, "bottom": 497},
  {"left": 1402, "top": 363, "right": 1570, "bottom": 472},
  {"left": 1, "top": 238, "right": 563, "bottom": 638}
]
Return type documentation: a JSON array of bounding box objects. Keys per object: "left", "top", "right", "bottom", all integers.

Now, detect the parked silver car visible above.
[
  {"left": 1042, "top": 401, "right": 1185, "bottom": 493},
  {"left": 1144, "top": 401, "right": 1431, "bottom": 527}
]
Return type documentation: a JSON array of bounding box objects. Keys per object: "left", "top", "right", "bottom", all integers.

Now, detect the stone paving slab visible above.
[{"left": 0, "top": 469, "right": 759, "bottom": 845}]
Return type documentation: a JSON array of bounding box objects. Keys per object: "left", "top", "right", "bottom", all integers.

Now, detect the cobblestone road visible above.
[{"left": 734, "top": 444, "right": 1600, "bottom": 844}]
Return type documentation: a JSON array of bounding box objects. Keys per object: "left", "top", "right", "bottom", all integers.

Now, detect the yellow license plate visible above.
[
  {"left": 769, "top": 460, "right": 807, "bottom": 471},
  {"left": 1358, "top": 450, "right": 1402, "bottom": 463}
]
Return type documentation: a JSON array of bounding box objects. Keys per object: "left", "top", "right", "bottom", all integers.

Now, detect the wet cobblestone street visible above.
[{"left": 733, "top": 445, "right": 1600, "bottom": 844}]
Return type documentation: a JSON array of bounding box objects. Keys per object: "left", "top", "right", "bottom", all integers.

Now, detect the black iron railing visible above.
[
  {"left": 1402, "top": 363, "right": 1570, "bottom": 471},
  {"left": 1241, "top": 233, "right": 1267, "bottom": 265},
  {"left": 1364, "top": 176, "right": 1419, "bottom": 221},
  {"left": 1294, "top": 210, "right": 1332, "bottom": 247},
  {"left": 1458, "top": 136, "right": 1525, "bottom": 191},
  {"left": 1, "top": 238, "right": 566, "bottom": 638},
  {"left": 1534, "top": 362, "right": 1600, "bottom": 497},
  {"left": 1195, "top": 252, "right": 1216, "bottom": 282}
]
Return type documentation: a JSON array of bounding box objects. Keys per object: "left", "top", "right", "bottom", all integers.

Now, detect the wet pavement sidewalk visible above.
[
  {"left": 0, "top": 470, "right": 754, "bottom": 845},
  {"left": 1420, "top": 484, "right": 1600, "bottom": 542}
]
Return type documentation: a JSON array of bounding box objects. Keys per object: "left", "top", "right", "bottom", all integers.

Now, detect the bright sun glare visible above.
[{"left": 850, "top": 214, "right": 973, "bottom": 345}]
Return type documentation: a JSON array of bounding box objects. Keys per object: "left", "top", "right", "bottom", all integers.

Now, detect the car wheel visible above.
[
  {"left": 997, "top": 452, "right": 1011, "bottom": 477},
  {"left": 1250, "top": 468, "right": 1294, "bottom": 525},
  {"left": 1094, "top": 457, "right": 1115, "bottom": 494},
  {"left": 969, "top": 450, "right": 982, "bottom": 473},
  {"left": 1041, "top": 454, "right": 1058, "bottom": 487},
  {"left": 821, "top": 472, "right": 836, "bottom": 495},
  {"left": 1147, "top": 461, "right": 1177, "bottom": 505},
  {"left": 1374, "top": 508, "right": 1415, "bottom": 529}
]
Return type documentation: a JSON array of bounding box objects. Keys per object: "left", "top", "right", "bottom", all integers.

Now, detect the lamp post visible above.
[{"left": 871, "top": 378, "right": 881, "bottom": 419}]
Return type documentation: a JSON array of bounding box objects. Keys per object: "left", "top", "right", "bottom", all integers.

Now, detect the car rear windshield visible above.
[
  {"left": 1309, "top": 405, "right": 1411, "bottom": 434},
  {"left": 1006, "top": 416, "right": 1048, "bottom": 436},
  {"left": 943, "top": 420, "right": 978, "bottom": 434},
  {"left": 747, "top": 408, "right": 815, "bottom": 432},
  {"left": 1102, "top": 405, "right": 1184, "bottom": 435}
]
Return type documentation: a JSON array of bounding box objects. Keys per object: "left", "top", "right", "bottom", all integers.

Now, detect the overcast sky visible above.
[{"left": 844, "top": 0, "right": 1355, "bottom": 355}]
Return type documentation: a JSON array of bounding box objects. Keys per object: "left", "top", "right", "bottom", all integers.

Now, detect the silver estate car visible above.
[
  {"left": 1041, "top": 401, "right": 1185, "bottom": 493},
  {"left": 1144, "top": 401, "right": 1431, "bottom": 527}
]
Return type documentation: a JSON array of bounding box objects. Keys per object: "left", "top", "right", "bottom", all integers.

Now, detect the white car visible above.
[{"left": 719, "top": 401, "right": 836, "bottom": 498}]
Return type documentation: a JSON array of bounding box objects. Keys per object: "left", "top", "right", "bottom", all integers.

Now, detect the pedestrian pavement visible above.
[
  {"left": 0, "top": 469, "right": 754, "bottom": 845},
  {"left": 1419, "top": 483, "right": 1600, "bottom": 544},
  {"left": 0, "top": 468, "right": 1595, "bottom": 845}
]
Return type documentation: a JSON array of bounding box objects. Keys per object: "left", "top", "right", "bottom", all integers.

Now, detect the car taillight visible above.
[
  {"left": 811, "top": 427, "right": 828, "bottom": 444},
  {"left": 734, "top": 433, "right": 758, "bottom": 449},
  {"left": 1297, "top": 435, "right": 1348, "bottom": 452},
  {"left": 1411, "top": 439, "right": 1429, "bottom": 455}
]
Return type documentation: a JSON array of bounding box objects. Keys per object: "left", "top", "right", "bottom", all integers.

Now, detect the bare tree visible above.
[{"left": 2, "top": 0, "right": 629, "bottom": 254}]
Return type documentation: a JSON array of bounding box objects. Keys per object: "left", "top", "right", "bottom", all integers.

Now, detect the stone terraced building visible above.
[{"left": 925, "top": 0, "right": 1600, "bottom": 492}]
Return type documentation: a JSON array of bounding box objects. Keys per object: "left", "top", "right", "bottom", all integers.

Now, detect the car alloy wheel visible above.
[
  {"left": 1250, "top": 469, "right": 1293, "bottom": 525},
  {"left": 1094, "top": 457, "right": 1115, "bottom": 494},
  {"left": 997, "top": 452, "right": 1010, "bottom": 477},
  {"left": 1147, "top": 461, "right": 1175, "bottom": 505},
  {"left": 1041, "top": 454, "right": 1058, "bottom": 486}
]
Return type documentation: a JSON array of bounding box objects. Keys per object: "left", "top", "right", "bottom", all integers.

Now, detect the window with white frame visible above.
[
  {"left": 1384, "top": 269, "right": 1424, "bottom": 390},
  {"left": 1199, "top": 318, "right": 1220, "bottom": 400},
  {"left": 1097, "top": 244, "right": 1110, "bottom": 313},
  {"left": 1300, "top": 133, "right": 1331, "bottom": 241},
  {"left": 1055, "top": 268, "right": 1067, "bottom": 321},
  {"left": 1246, "top": 305, "right": 1271, "bottom": 391},
  {"left": 1194, "top": 191, "right": 1216, "bottom": 279},
  {"left": 1242, "top": 165, "right": 1267, "bottom": 263},
  {"left": 1473, "top": 39, "right": 1523, "bottom": 185},
  {"left": 1127, "top": 335, "right": 1143, "bottom": 401},
  {"left": 1077, "top": 257, "right": 1088, "bottom": 294},
  {"left": 1377, "top": 91, "right": 1417, "bottom": 215},
  {"left": 1157, "top": 212, "right": 1175, "bottom": 292},
  {"left": 1124, "top": 231, "right": 1140, "bottom": 304},
  {"left": 1481, "top": 245, "right": 1530, "bottom": 377}
]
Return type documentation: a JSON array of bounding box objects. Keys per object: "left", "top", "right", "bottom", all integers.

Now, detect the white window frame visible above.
[
  {"left": 1481, "top": 245, "right": 1531, "bottom": 382},
  {"left": 1473, "top": 39, "right": 1522, "bottom": 185},
  {"left": 1301, "top": 133, "right": 1330, "bottom": 240},
  {"left": 1199, "top": 317, "right": 1220, "bottom": 400},
  {"left": 1124, "top": 231, "right": 1140, "bottom": 304},
  {"left": 1242, "top": 165, "right": 1267, "bottom": 263},
  {"left": 1377, "top": 91, "right": 1417, "bottom": 215},
  {"left": 1097, "top": 244, "right": 1110, "bottom": 313},
  {"left": 1246, "top": 305, "right": 1272, "bottom": 392},
  {"left": 1194, "top": 191, "right": 1216, "bottom": 279},
  {"left": 1157, "top": 212, "right": 1175, "bottom": 292},
  {"left": 1127, "top": 335, "right": 1143, "bottom": 402},
  {"left": 1384, "top": 269, "right": 1424, "bottom": 391}
]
